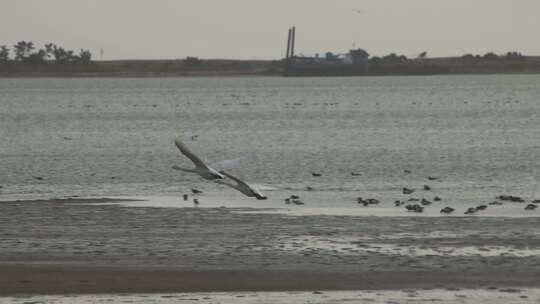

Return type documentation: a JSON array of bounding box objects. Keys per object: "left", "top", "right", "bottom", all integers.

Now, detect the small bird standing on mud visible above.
[
  {"left": 440, "top": 207, "right": 455, "bottom": 214},
  {"left": 402, "top": 187, "right": 415, "bottom": 195}
]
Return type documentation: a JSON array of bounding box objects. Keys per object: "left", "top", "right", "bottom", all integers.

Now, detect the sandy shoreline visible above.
[{"left": 1, "top": 197, "right": 540, "bottom": 295}]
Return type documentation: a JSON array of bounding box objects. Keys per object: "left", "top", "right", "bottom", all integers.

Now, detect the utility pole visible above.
[
  {"left": 290, "top": 26, "right": 296, "bottom": 58},
  {"left": 286, "top": 28, "right": 292, "bottom": 59}
]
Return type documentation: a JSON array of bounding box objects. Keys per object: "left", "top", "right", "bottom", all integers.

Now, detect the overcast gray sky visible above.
[{"left": 1, "top": 0, "right": 539, "bottom": 60}]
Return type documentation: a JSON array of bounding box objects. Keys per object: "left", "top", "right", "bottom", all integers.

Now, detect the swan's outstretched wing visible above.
[
  {"left": 174, "top": 139, "right": 208, "bottom": 169},
  {"left": 220, "top": 171, "right": 266, "bottom": 199},
  {"left": 220, "top": 171, "right": 250, "bottom": 188},
  {"left": 211, "top": 153, "right": 255, "bottom": 171},
  {"left": 216, "top": 171, "right": 253, "bottom": 197},
  {"left": 218, "top": 171, "right": 266, "bottom": 199}
]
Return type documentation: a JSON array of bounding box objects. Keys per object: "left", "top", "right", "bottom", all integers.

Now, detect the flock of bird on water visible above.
[{"left": 173, "top": 138, "right": 539, "bottom": 214}]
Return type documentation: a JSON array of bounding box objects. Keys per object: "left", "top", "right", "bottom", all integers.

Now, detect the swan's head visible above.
[{"left": 254, "top": 193, "right": 267, "bottom": 200}]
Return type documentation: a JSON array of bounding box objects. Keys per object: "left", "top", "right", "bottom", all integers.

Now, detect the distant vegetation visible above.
[
  {"left": 184, "top": 56, "right": 202, "bottom": 67},
  {"left": 359, "top": 51, "right": 535, "bottom": 76},
  {"left": 368, "top": 51, "right": 525, "bottom": 65},
  {"left": 1, "top": 43, "right": 539, "bottom": 77},
  {"left": 0, "top": 41, "right": 92, "bottom": 64},
  {"left": 285, "top": 50, "right": 540, "bottom": 76},
  {"left": 461, "top": 51, "right": 524, "bottom": 61}
]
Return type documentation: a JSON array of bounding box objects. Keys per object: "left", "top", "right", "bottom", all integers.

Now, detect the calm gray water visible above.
[{"left": 0, "top": 75, "right": 539, "bottom": 211}]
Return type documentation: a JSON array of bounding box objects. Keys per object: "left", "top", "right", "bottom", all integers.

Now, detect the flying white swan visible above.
[
  {"left": 172, "top": 139, "right": 225, "bottom": 180},
  {"left": 172, "top": 139, "right": 254, "bottom": 181},
  {"left": 215, "top": 171, "right": 267, "bottom": 200}
]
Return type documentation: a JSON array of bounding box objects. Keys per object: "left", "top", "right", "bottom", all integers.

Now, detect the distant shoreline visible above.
[
  {"left": 0, "top": 71, "right": 272, "bottom": 78},
  {"left": 2, "top": 70, "right": 540, "bottom": 78},
  {"left": 0, "top": 59, "right": 281, "bottom": 78},
  {"left": 2, "top": 56, "right": 540, "bottom": 78}
]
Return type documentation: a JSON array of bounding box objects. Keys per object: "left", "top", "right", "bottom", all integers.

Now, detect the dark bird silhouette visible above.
[
  {"left": 496, "top": 195, "right": 524, "bottom": 202},
  {"left": 440, "top": 207, "right": 455, "bottom": 214},
  {"left": 402, "top": 187, "right": 415, "bottom": 195},
  {"left": 357, "top": 198, "right": 380, "bottom": 206},
  {"left": 292, "top": 199, "right": 304, "bottom": 205},
  {"left": 405, "top": 204, "right": 424, "bottom": 213},
  {"left": 464, "top": 207, "right": 477, "bottom": 215},
  {"left": 525, "top": 204, "right": 537, "bottom": 210},
  {"left": 421, "top": 199, "right": 433, "bottom": 206}
]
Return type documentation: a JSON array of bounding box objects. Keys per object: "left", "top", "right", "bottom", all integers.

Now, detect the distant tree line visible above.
[
  {"left": 184, "top": 56, "right": 202, "bottom": 67},
  {"left": 461, "top": 51, "right": 524, "bottom": 61},
  {"left": 369, "top": 53, "right": 409, "bottom": 65},
  {"left": 0, "top": 41, "right": 92, "bottom": 64},
  {"left": 367, "top": 51, "right": 525, "bottom": 65}
]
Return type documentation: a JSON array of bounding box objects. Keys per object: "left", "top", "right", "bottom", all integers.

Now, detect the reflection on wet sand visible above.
[
  {"left": 274, "top": 235, "right": 540, "bottom": 257},
  {"left": 0, "top": 197, "right": 539, "bottom": 295},
  {"left": 3, "top": 289, "right": 540, "bottom": 304}
]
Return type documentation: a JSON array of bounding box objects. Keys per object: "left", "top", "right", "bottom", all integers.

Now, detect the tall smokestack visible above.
[
  {"left": 286, "top": 28, "right": 292, "bottom": 59},
  {"left": 291, "top": 26, "right": 296, "bottom": 58}
]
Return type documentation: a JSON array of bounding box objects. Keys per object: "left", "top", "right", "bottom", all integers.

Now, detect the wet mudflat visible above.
[
  {"left": 0, "top": 198, "right": 539, "bottom": 295},
  {"left": 4, "top": 289, "right": 540, "bottom": 304}
]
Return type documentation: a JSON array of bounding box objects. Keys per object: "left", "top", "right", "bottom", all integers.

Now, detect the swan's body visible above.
[
  {"left": 173, "top": 139, "right": 255, "bottom": 181},
  {"left": 216, "top": 171, "right": 267, "bottom": 200},
  {"left": 173, "top": 139, "right": 225, "bottom": 180}
]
